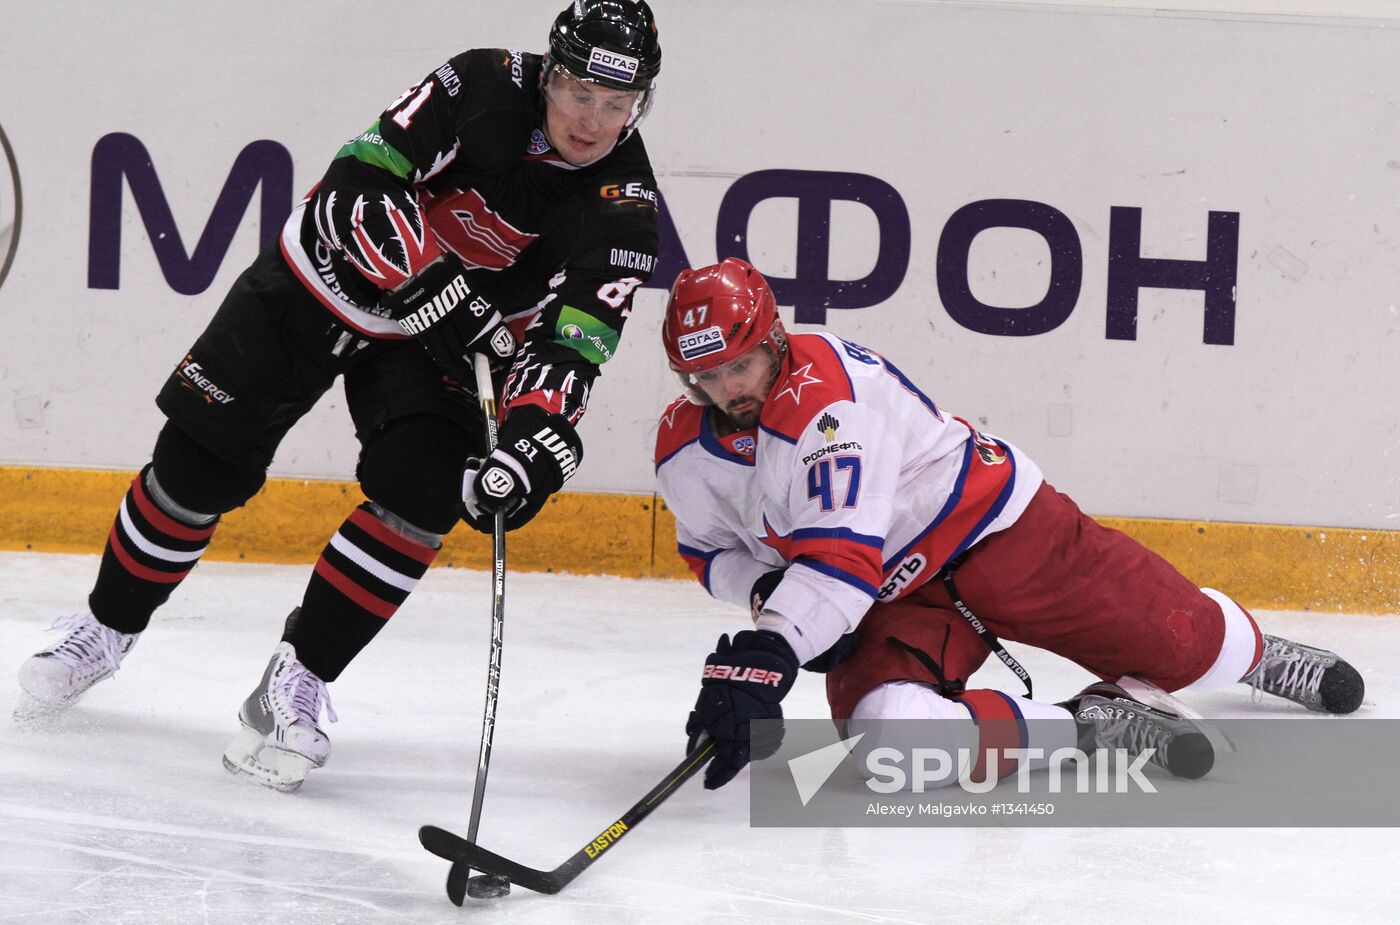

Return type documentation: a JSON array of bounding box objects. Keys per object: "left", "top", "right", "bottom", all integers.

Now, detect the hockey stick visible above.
[
  {"left": 419, "top": 737, "right": 716, "bottom": 896},
  {"left": 437, "top": 353, "right": 509, "bottom": 907}
]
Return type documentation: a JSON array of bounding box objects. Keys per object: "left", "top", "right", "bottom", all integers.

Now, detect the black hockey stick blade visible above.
[
  {"left": 419, "top": 738, "right": 715, "bottom": 896},
  {"left": 422, "top": 826, "right": 566, "bottom": 894},
  {"left": 444, "top": 855, "right": 471, "bottom": 906}
]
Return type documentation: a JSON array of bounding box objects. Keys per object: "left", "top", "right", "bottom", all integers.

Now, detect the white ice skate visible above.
[
  {"left": 15, "top": 612, "right": 139, "bottom": 719},
  {"left": 222, "top": 639, "right": 337, "bottom": 792}
]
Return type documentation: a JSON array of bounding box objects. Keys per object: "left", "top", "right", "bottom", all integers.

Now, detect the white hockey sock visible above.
[{"left": 1179, "top": 588, "right": 1263, "bottom": 692}]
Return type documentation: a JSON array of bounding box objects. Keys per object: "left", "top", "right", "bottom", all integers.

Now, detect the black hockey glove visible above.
[
  {"left": 749, "top": 567, "right": 860, "bottom": 673},
  {"left": 310, "top": 185, "right": 438, "bottom": 290},
  {"left": 801, "top": 631, "right": 861, "bottom": 673},
  {"left": 685, "top": 629, "right": 798, "bottom": 790},
  {"left": 459, "top": 405, "right": 582, "bottom": 534},
  {"left": 383, "top": 254, "right": 516, "bottom": 383},
  {"left": 749, "top": 568, "right": 786, "bottom": 622}
]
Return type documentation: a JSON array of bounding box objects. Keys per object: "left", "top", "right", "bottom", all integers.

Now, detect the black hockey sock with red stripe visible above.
[
  {"left": 285, "top": 502, "right": 439, "bottom": 682},
  {"left": 88, "top": 465, "right": 219, "bottom": 634}
]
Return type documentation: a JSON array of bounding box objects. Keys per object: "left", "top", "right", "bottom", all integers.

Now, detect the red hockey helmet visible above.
[{"left": 663, "top": 258, "right": 787, "bottom": 405}]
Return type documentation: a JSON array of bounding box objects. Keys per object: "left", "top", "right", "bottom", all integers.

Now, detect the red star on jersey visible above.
[
  {"left": 756, "top": 512, "right": 793, "bottom": 558},
  {"left": 658, "top": 398, "right": 687, "bottom": 433},
  {"left": 775, "top": 362, "right": 823, "bottom": 406}
]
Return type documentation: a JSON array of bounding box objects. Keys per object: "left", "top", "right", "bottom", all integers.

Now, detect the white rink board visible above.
[{"left": 0, "top": 0, "right": 1397, "bottom": 530}]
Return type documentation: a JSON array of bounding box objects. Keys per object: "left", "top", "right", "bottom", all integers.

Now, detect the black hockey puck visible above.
[{"left": 466, "top": 873, "right": 512, "bottom": 899}]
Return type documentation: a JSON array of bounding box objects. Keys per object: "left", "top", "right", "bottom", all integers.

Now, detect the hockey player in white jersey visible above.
[{"left": 655, "top": 258, "right": 1364, "bottom": 791}]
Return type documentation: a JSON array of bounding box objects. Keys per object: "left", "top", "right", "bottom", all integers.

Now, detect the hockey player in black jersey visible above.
[{"left": 17, "top": 1, "right": 663, "bottom": 792}]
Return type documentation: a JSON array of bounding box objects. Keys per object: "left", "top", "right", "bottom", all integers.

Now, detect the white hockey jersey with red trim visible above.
[{"left": 654, "top": 332, "right": 1044, "bottom": 664}]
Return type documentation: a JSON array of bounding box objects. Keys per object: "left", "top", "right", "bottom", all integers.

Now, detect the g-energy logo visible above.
[
  {"left": 600, "top": 182, "right": 657, "bottom": 205},
  {"left": 0, "top": 121, "right": 21, "bottom": 295},
  {"left": 174, "top": 355, "right": 236, "bottom": 405}
]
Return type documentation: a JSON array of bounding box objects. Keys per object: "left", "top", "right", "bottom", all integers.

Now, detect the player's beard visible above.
[
  {"left": 715, "top": 355, "right": 781, "bottom": 431},
  {"left": 720, "top": 398, "right": 762, "bottom": 430}
]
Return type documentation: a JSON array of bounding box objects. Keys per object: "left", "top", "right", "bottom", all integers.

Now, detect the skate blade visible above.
[
  {"left": 13, "top": 691, "right": 68, "bottom": 724},
  {"left": 222, "top": 727, "right": 316, "bottom": 793},
  {"left": 1118, "top": 675, "right": 1237, "bottom": 756}
]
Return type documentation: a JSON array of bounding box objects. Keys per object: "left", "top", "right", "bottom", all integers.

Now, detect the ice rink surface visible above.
[{"left": 1, "top": 551, "right": 1395, "bottom": 924}]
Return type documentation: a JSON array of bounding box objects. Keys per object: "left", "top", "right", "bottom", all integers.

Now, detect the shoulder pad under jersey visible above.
[
  {"left": 758, "top": 334, "right": 859, "bottom": 444},
  {"left": 447, "top": 49, "right": 543, "bottom": 173},
  {"left": 655, "top": 397, "right": 705, "bottom": 469}
]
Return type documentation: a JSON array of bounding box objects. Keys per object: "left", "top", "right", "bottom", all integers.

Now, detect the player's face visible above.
[
  {"left": 692, "top": 345, "right": 779, "bottom": 429},
  {"left": 542, "top": 68, "right": 637, "bottom": 166}
]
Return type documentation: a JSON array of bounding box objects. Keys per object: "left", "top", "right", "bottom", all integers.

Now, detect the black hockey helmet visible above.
[{"left": 547, "top": 0, "right": 661, "bottom": 92}]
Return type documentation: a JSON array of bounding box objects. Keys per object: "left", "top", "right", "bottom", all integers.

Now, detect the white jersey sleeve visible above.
[
  {"left": 758, "top": 396, "right": 906, "bottom": 664},
  {"left": 673, "top": 516, "right": 779, "bottom": 612}
]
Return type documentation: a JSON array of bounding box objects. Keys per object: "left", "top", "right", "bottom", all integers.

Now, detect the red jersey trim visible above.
[
  {"left": 759, "top": 335, "right": 858, "bottom": 442},
  {"left": 880, "top": 439, "right": 1017, "bottom": 596},
  {"left": 654, "top": 398, "right": 706, "bottom": 469},
  {"left": 789, "top": 533, "right": 884, "bottom": 592}
]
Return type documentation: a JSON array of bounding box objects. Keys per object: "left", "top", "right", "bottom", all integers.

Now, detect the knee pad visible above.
[
  {"left": 357, "top": 415, "right": 473, "bottom": 535},
  {"left": 150, "top": 423, "right": 266, "bottom": 516},
  {"left": 848, "top": 681, "right": 977, "bottom": 790}
]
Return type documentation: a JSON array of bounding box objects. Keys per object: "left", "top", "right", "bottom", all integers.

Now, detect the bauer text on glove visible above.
[{"left": 685, "top": 629, "right": 798, "bottom": 790}]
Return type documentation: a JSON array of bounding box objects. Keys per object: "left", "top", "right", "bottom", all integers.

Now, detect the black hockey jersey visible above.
[{"left": 277, "top": 49, "right": 659, "bottom": 423}]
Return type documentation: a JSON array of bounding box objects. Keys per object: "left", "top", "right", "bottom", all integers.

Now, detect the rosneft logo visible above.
[{"left": 0, "top": 120, "right": 20, "bottom": 294}]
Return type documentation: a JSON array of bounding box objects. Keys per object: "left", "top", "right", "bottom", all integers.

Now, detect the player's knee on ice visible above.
[{"left": 847, "top": 681, "right": 981, "bottom": 791}]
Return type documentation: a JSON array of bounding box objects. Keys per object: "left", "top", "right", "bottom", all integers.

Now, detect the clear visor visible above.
[
  {"left": 675, "top": 341, "right": 781, "bottom": 407},
  {"left": 543, "top": 62, "right": 654, "bottom": 131}
]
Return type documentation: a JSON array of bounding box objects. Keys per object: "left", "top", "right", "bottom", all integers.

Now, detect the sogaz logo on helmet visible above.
[
  {"left": 678, "top": 325, "right": 726, "bottom": 361},
  {"left": 0, "top": 119, "right": 21, "bottom": 295},
  {"left": 587, "top": 47, "right": 639, "bottom": 84}
]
